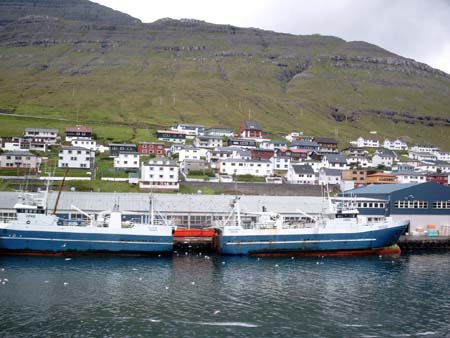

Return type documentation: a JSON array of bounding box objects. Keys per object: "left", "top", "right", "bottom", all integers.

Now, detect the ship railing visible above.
[{"left": 0, "top": 216, "right": 18, "bottom": 223}]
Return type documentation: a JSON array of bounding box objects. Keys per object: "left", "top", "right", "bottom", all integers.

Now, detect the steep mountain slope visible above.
[{"left": 0, "top": 0, "right": 449, "bottom": 148}]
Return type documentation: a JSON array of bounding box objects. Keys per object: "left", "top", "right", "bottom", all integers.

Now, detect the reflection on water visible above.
[{"left": 1, "top": 253, "right": 450, "bottom": 338}]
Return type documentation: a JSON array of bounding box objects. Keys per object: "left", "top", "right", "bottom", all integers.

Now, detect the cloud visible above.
[{"left": 94, "top": 0, "right": 450, "bottom": 74}]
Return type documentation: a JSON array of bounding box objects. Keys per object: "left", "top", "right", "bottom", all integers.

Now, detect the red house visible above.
[
  {"left": 138, "top": 142, "right": 166, "bottom": 156},
  {"left": 251, "top": 148, "right": 274, "bottom": 160},
  {"left": 426, "top": 173, "right": 449, "bottom": 185},
  {"left": 240, "top": 121, "right": 262, "bottom": 139}
]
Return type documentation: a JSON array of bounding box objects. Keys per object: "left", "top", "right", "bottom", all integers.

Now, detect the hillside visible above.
[{"left": 0, "top": 0, "right": 450, "bottom": 148}]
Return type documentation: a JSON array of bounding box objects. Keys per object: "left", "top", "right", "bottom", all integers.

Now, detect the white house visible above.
[
  {"left": 58, "top": 147, "right": 94, "bottom": 169},
  {"left": 260, "top": 140, "right": 288, "bottom": 150},
  {"left": 371, "top": 149, "right": 396, "bottom": 168},
  {"left": 23, "top": 128, "right": 59, "bottom": 144},
  {"left": 271, "top": 156, "right": 291, "bottom": 171},
  {"left": 114, "top": 152, "right": 140, "bottom": 170},
  {"left": 410, "top": 144, "right": 439, "bottom": 153},
  {"left": 346, "top": 155, "right": 370, "bottom": 168},
  {"left": 433, "top": 151, "right": 450, "bottom": 162},
  {"left": 193, "top": 135, "right": 223, "bottom": 148},
  {"left": 394, "top": 172, "right": 427, "bottom": 184},
  {"left": 383, "top": 139, "right": 408, "bottom": 151},
  {"left": 284, "top": 132, "right": 302, "bottom": 142},
  {"left": 356, "top": 137, "right": 379, "bottom": 148},
  {"left": 436, "top": 162, "right": 450, "bottom": 174},
  {"left": 0, "top": 151, "right": 41, "bottom": 172},
  {"left": 321, "top": 154, "right": 349, "bottom": 170},
  {"left": 287, "top": 164, "right": 316, "bottom": 184},
  {"left": 417, "top": 161, "right": 437, "bottom": 173},
  {"left": 140, "top": 158, "right": 179, "bottom": 190},
  {"left": 318, "top": 168, "right": 341, "bottom": 186},
  {"left": 301, "top": 160, "right": 322, "bottom": 173},
  {"left": 408, "top": 151, "right": 437, "bottom": 162},
  {"left": 171, "top": 124, "right": 205, "bottom": 138},
  {"left": 178, "top": 146, "right": 208, "bottom": 162},
  {"left": 219, "top": 159, "right": 273, "bottom": 177},
  {"left": 0, "top": 137, "right": 48, "bottom": 152},
  {"left": 71, "top": 138, "right": 97, "bottom": 151}
]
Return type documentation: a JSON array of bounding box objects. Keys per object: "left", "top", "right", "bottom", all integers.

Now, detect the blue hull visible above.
[
  {"left": 0, "top": 229, "right": 173, "bottom": 255},
  {"left": 216, "top": 224, "right": 406, "bottom": 255}
]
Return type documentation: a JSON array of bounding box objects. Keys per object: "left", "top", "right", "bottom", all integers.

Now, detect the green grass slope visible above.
[{"left": 0, "top": 2, "right": 449, "bottom": 149}]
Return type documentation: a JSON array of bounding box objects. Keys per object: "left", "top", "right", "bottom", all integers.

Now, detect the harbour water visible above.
[{"left": 1, "top": 253, "right": 450, "bottom": 338}]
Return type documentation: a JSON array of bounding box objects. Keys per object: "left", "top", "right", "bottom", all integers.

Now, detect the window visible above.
[
  {"left": 433, "top": 201, "right": 450, "bottom": 209},
  {"left": 394, "top": 200, "right": 428, "bottom": 209}
]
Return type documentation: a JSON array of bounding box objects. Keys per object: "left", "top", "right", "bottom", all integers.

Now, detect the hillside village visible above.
[{"left": 1, "top": 120, "right": 449, "bottom": 192}]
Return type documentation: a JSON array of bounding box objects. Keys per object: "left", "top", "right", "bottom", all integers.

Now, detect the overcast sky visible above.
[{"left": 94, "top": 0, "right": 450, "bottom": 74}]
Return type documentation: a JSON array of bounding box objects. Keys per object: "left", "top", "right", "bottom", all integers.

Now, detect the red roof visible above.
[
  {"left": 367, "top": 173, "right": 396, "bottom": 177},
  {"left": 65, "top": 126, "right": 92, "bottom": 133},
  {"left": 288, "top": 148, "right": 309, "bottom": 154},
  {"left": 157, "top": 130, "right": 187, "bottom": 135}
]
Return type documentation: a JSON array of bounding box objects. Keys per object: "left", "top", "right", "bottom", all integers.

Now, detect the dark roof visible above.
[
  {"left": 291, "top": 140, "right": 319, "bottom": 147},
  {"left": 344, "top": 183, "right": 419, "bottom": 194},
  {"left": 324, "top": 153, "right": 347, "bottom": 163},
  {"left": 65, "top": 126, "right": 92, "bottom": 133},
  {"left": 109, "top": 143, "right": 136, "bottom": 147},
  {"left": 242, "top": 120, "right": 262, "bottom": 130},
  {"left": 292, "top": 165, "right": 314, "bottom": 175},
  {"left": 2, "top": 150, "right": 35, "bottom": 156},
  {"left": 314, "top": 137, "right": 337, "bottom": 144},
  {"left": 322, "top": 168, "right": 341, "bottom": 176}
]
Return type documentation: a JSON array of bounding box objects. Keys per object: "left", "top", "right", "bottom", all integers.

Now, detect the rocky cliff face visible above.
[{"left": 0, "top": 0, "right": 139, "bottom": 26}]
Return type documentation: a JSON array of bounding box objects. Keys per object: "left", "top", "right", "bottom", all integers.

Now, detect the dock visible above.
[{"left": 398, "top": 235, "right": 450, "bottom": 251}]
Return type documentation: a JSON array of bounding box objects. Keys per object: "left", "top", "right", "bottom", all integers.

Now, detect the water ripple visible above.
[{"left": 1, "top": 253, "right": 450, "bottom": 337}]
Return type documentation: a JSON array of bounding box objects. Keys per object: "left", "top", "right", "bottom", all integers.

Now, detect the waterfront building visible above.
[
  {"left": 341, "top": 182, "right": 450, "bottom": 233},
  {"left": 0, "top": 192, "right": 325, "bottom": 228}
]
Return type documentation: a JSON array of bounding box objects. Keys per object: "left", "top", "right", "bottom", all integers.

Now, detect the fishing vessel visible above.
[
  {"left": 0, "top": 187, "right": 174, "bottom": 255},
  {"left": 213, "top": 197, "right": 409, "bottom": 256}
]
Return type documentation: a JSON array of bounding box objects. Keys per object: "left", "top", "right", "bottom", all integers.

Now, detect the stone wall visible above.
[{"left": 182, "top": 182, "right": 325, "bottom": 196}]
